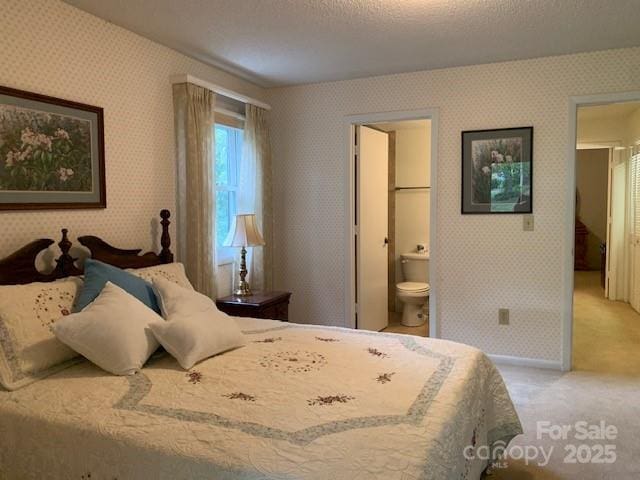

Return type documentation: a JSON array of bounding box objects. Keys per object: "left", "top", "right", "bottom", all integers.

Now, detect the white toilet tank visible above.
[{"left": 400, "top": 252, "right": 429, "bottom": 283}]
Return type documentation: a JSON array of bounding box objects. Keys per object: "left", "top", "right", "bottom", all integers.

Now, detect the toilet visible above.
[{"left": 396, "top": 252, "right": 430, "bottom": 327}]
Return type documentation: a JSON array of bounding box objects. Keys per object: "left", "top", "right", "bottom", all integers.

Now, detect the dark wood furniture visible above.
[
  {"left": 574, "top": 218, "right": 589, "bottom": 271},
  {"left": 216, "top": 291, "right": 292, "bottom": 321},
  {"left": 0, "top": 210, "right": 173, "bottom": 285},
  {"left": 600, "top": 242, "right": 607, "bottom": 289}
]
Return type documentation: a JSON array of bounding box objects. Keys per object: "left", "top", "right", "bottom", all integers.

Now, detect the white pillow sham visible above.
[
  {"left": 0, "top": 277, "right": 83, "bottom": 391},
  {"left": 52, "top": 282, "right": 161, "bottom": 376},
  {"left": 127, "top": 262, "right": 193, "bottom": 290},
  {"left": 150, "top": 277, "right": 245, "bottom": 369}
]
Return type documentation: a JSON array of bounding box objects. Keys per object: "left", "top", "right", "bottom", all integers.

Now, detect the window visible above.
[{"left": 215, "top": 123, "right": 243, "bottom": 262}]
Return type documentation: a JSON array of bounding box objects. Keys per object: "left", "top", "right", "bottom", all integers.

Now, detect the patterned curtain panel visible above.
[
  {"left": 172, "top": 83, "right": 217, "bottom": 297},
  {"left": 238, "top": 104, "right": 273, "bottom": 290}
]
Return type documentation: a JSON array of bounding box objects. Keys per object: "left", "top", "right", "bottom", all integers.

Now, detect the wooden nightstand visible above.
[{"left": 216, "top": 291, "right": 292, "bottom": 321}]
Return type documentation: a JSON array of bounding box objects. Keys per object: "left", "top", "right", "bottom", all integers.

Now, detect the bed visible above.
[{"left": 0, "top": 211, "right": 522, "bottom": 479}]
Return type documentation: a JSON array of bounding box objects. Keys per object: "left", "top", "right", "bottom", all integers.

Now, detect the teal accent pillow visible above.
[{"left": 74, "top": 259, "right": 160, "bottom": 313}]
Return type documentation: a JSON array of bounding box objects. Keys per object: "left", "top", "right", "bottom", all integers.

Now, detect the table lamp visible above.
[{"left": 224, "top": 213, "right": 265, "bottom": 296}]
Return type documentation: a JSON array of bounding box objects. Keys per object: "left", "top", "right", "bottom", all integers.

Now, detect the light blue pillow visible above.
[{"left": 74, "top": 259, "right": 160, "bottom": 313}]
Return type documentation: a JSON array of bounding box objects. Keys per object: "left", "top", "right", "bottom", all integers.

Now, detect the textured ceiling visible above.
[{"left": 63, "top": 0, "right": 640, "bottom": 87}]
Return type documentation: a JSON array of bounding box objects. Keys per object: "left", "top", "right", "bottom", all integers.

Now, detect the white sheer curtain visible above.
[
  {"left": 172, "top": 83, "right": 217, "bottom": 297},
  {"left": 237, "top": 104, "right": 273, "bottom": 291}
]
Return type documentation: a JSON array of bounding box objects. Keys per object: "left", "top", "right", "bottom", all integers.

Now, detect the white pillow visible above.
[
  {"left": 0, "top": 277, "right": 83, "bottom": 391},
  {"left": 127, "top": 262, "right": 194, "bottom": 290},
  {"left": 150, "top": 277, "right": 245, "bottom": 369},
  {"left": 52, "top": 282, "right": 161, "bottom": 376}
]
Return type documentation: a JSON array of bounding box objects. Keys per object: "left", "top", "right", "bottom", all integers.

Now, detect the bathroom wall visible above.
[
  {"left": 575, "top": 149, "right": 609, "bottom": 270},
  {"left": 394, "top": 123, "right": 431, "bottom": 305}
]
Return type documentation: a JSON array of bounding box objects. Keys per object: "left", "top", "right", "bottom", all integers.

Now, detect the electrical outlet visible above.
[
  {"left": 498, "top": 308, "right": 510, "bottom": 325},
  {"left": 523, "top": 214, "right": 534, "bottom": 231}
]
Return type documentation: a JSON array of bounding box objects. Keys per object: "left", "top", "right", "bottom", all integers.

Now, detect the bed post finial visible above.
[
  {"left": 59, "top": 229, "right": 71, "bottom": 253},
  {"left": 54, "top": 228, "right": 80, "bottom": 276},
  {"left": 160, "top": 210, "right": 174, "bottom": 264}
]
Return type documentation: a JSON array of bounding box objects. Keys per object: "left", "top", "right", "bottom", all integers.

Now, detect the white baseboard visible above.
[{"left": 488, "top": 354, "right": 562, "bottom": 370}]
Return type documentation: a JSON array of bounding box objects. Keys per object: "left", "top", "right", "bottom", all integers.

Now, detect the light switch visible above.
[{"left": 523, "top": 214, "right": 534, "bottom": 231}]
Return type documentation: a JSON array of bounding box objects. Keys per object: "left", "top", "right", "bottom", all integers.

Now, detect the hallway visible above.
[{"left": 573, "top": 270, "right": 640, "bottom": 375}]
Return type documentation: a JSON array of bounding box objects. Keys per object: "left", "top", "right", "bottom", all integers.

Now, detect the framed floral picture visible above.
[
  {"left": 461, "top": 126, "right": 533, "bottom": 214},
  {"left": 0, "top": 85, "right": 105, "bottom": 210}
]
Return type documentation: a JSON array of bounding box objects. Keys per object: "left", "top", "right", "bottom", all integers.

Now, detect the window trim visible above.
[
  {"left": 215, "top": 108, "right": 245, "bottom": 130},
  {"left": 215, "top": 123, "right": 243, "bottom": 265}
]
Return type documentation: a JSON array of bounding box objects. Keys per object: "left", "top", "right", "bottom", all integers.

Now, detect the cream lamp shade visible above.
[{"left": 224, "top": 214, "right": 265, "bottom": 248}]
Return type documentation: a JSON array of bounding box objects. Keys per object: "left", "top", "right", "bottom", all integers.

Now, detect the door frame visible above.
[
  {"left": 344, "top": 108, "right": 439, "bottom": 337},
  {"left": 563, "top": 90, "right": 640, "bottom": 371}
]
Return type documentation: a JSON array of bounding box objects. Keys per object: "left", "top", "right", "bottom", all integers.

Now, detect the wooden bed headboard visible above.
[{"left": 0, "top": 210, "right": 174, "bottom": 285}]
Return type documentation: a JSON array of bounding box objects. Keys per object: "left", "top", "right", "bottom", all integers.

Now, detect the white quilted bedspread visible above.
[{"left": 0, "top": 318, "right": 521, "bottom": 480}]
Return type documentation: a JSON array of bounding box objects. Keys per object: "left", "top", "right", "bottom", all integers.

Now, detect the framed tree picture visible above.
[
  {"left": 461, "top": 126, "right": 533, "bottom": 214},
  {"left": 0, "top": 85, "right": 105, "bottom": 210}
]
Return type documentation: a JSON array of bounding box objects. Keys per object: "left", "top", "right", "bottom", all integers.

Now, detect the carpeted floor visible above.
[
  {"left": 490, "top": 365, "right": 640, "bottom": 479},
  {"left": 572, "top": 271, "right": 640, "bottom": 375},
  {"left": 489, "top": 271, "right": 640, "bottom": 479},
  {"left": 384, "top": 274, "right": 640, "bottom": 478}
]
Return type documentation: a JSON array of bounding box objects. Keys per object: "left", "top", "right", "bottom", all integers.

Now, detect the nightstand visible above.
[{"left": 215, "top": 291, "right": 292, "bottom": 321}]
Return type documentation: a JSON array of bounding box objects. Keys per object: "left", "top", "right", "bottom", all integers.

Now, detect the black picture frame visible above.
[
  {"left": 461, "top": 126, "right": 533, "bottom": 214},
  {"left": 0, "top": 85, "right": 106, "bottom": 210}
]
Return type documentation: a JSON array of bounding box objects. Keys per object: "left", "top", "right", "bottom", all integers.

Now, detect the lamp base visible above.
[
  {"left": 233, "top": 280, "right": 252, "bottom": 297},
  {"left": 233, "top": 246, "right": 252, "bottom": 296}
]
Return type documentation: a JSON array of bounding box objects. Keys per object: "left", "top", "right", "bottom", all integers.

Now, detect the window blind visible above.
[{"left": 632, "top": 149, "right": 640, "bottom": 238}]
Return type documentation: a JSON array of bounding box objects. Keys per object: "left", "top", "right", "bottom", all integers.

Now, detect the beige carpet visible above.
[
  {"left": 489, "top": 271, "right": 640, "bottom": 479},
  {"left": 491, "top": 365, "right": 640, "bottom": 479},
  {"left": 572, "top": 271, "right": 640, "bottom": 375},
  {"left": 384, "top": 277, "right": 640, "bottom": 478}
]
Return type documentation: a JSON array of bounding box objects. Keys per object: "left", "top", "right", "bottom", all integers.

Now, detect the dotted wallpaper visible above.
[
  {"left": 268, "top": 47, "right": 640, "bottom": 362},
  {"left": 3, "top": 0, "right": 640, "bottom": 364},
  {"left": 0, "top": 0, "right": 265, "bottom": 267}
]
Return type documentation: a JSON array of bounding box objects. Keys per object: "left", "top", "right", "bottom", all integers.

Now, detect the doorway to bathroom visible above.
[{"left": 345, "top": 109, "right": 438, "bottom": 338}]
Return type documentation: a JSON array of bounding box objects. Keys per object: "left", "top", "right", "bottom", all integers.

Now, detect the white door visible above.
[
  {"left": 607, "top": 150, "right": 628, "bottom": 301},
  {"left": 605, "top": 148, "right": 613, "bottom": 297},
  {"left": 356, "top": 126, "right": 389, "bottom": 331}
]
